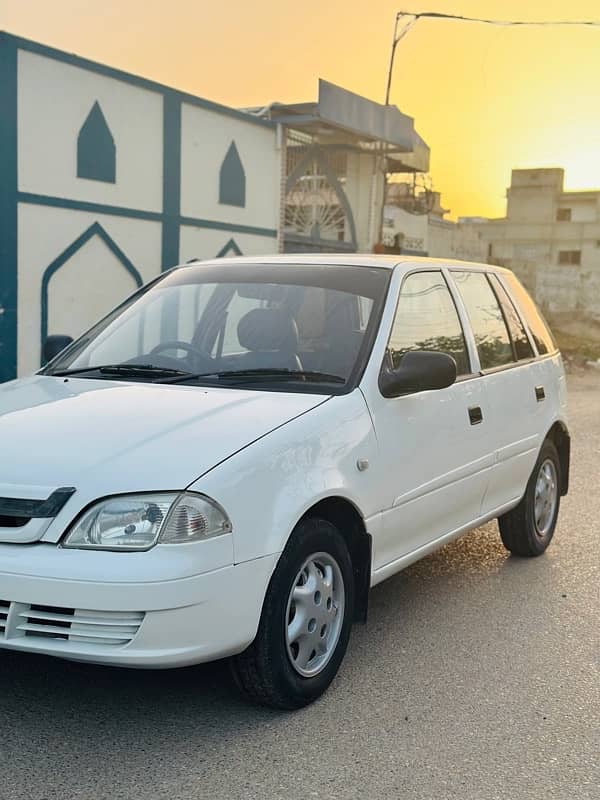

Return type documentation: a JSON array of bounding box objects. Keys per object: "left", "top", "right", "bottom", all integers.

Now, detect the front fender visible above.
[{"left": 188, "top": 390, "right": 380, "bottom": 564}]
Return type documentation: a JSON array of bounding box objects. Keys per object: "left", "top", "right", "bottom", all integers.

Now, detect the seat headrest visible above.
[{"left": 237, "top": 308, "right": 299, "bottom": 353}]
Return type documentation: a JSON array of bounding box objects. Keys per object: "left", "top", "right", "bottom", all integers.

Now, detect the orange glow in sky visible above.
[{"left": 2, "top": 0, "right": 599, "bottom": 218}]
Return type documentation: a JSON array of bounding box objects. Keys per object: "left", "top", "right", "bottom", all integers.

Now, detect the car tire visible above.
[
  {"left": 231, "top": 516, "right": 355, "bottom": 709},
  {"left": 498, "top": 439, "right": 561, "bottom": 557}
]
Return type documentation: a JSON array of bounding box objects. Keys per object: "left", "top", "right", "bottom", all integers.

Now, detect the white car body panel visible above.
[
  {"left": 0, "top": 255, "right": 569, "bottom": 669},
  {"left": 191, "top": 388, "right": 379, "bottom": 564},
  {"left": 0, "top": 376, "right": 326, "bottom": 545},
  {"left": 0, "top": 549, "right": 279, "bottom": 667}
]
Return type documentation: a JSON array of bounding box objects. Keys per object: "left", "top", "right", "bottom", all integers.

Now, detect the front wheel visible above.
[
  {"left": 231, "top": 517, "right": 354, "bottom": 709},
  {"left": 498, "top": 439, "right": 561, "bottom": 557}
]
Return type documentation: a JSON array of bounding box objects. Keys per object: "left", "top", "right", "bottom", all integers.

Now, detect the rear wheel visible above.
[
  {"left": 498, "top": 439, "right": 561, "bottom": 557},
  {"left": 231, "top": 517, "right": 354, "bottom": 709}
]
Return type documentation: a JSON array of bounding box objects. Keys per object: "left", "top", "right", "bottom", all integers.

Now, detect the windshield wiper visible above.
[
  {"left": 156, "top": 368, "right": 346, "bottom": 386},
  {"left": 47, "top": 364, "right": 191, "bottom": 379},
  {"left": 48, "top": 365, "right": 346, "bottom": 386}
]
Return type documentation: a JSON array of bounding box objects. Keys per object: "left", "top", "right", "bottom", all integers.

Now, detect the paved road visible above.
[{"left": 2, "top": 373, "right": 598, "bottom": 800}]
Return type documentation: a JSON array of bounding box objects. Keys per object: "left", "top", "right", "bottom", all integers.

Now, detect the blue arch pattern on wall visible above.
[
  {"left": 216, "top": 238, "right": 242, "bottom": 258},
  {"left": 40, "top": 222, "right": 143, "bottom": 347},
  {"left": 219, "top": 141, "right": 245, "bottom": 207},
  {"left": 77, "top": 101, "right": 116, "bottom": 183}
]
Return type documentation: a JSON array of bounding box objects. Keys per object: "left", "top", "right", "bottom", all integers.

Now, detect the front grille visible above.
[
  {"left": 21, "top": 604, "right": 76, "bottom": 640},
  {"left": 0, "top": 599, "right": 144, "bottom": 647},
  {"left": 0, "top": 600, "right": 9, "bottom": 636},
  {"left": 0, "top": 516, "right": 30, "bottom": 528}
]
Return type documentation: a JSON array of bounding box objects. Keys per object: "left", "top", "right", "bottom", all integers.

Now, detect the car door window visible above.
[
  {"left": 488, "top": 274, "right": 535, "bottom": 361},
  {"left": 502, "top": 273, "right": 556, "bottom": 356},
  {"left": 452, "top": 271, "right": 514, "bottom": 370},
  {"left": 387, "top": 271, "right": 470, "bottom": 375}
]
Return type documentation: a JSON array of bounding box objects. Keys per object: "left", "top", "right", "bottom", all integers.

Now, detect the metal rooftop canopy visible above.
[
  {"left": 316, "top": 80, "right": 414, "bottom": 150},
  {"left": 244, "top": 80, "right": 430, "bottom": 171}
]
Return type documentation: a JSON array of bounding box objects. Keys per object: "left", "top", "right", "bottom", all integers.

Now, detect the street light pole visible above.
[
  {"left": 378, "top": 9, "right": 600, "bottom": 248},
  {"left": 384, "top": 13, "right": 418, "bottom": 105},
  {"left": 378, "top": 13, "right": 418, "bottom": 249}
]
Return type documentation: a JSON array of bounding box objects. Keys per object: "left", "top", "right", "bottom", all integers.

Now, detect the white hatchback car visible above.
[{"left": 0, "top": 256, "right": 569, "bottom": 708}]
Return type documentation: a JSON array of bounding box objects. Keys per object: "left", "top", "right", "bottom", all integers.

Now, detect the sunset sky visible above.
[{"left": 2, "top": 0, "right": 600, "bottom": 219}]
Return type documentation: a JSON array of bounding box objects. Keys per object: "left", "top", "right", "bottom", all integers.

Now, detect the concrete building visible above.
[
  {"left": 462, "top": 169, "right": 600, "bottom": 325},
  {"left": 0, "top": 32, "right": 282, "bottom": 382},
  {"left": 245, "top": 81, "right": 430, "bottom": 254},
  {"left": 382, "top": 185, "right": 488, "bottom": 263}
]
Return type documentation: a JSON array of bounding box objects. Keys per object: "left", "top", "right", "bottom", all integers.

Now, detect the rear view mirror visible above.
[
  {"left": 42, "top": 335, "right": 74, "bottom": 365},
  {"left": 379, "top": 350, "right": 457, "bottom": 398},
  {"left": 237, "top": 283, "right": 288, "bottom": 301}
]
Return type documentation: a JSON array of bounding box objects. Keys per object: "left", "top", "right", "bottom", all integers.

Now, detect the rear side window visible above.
[
  {"left": 502, "top": 274, "right": 556, "bottom": 355},
  {"left": 452, "top": 271, "right": 514, "bottom": 370},
  {"left": 488, "top": 274, "right": 535, "bottom": 361},
  {"left": 387, "top": 271, "right": 470, "bottom": 375}
]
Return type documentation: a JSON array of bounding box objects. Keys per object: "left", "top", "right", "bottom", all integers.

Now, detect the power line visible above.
[
  {"left": 379, "top": 8, "right": 600, "bottom": 242},
  {"left": 385, "top": 11, "right": 600, "bottom": 103},
  {"left": 394, "top": 11, "right": 600, "bottom": 27}
]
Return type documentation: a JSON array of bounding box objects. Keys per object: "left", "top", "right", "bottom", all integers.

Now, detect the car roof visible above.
[{"left": 179, "top": 253, "right": 511, "bottom": 275}]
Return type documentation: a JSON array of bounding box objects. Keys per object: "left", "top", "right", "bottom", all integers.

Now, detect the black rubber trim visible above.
[
  {"left": 0, "top": 487, "right": 76, "bottom": 519},
  {"left": 560, "top": 431, "right": 571, "bottom": 496}
]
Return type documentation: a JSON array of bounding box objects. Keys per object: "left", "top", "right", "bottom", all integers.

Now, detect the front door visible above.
[{"left": 366, "top": 270, "right": 492, "bottom": 571}]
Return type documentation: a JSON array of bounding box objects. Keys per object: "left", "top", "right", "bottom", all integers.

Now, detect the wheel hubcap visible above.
[
  {"left": 534, "top": 459, "right": 558, "bottom": 536},
  {"left": 285, "top": 552, "right": 345, "bottom": 677}
]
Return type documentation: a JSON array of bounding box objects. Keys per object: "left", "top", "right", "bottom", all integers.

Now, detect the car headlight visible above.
[{"left": 62, "top": 492, "right": 232, "bottom": 551}]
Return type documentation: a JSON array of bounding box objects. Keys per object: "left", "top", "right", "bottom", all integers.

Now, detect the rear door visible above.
[
  {"left": 449, "top": 269, "right": 540, "bottom": 513},
  {"left": 499, "top": 270, "right": 566, "bottom": 471}
]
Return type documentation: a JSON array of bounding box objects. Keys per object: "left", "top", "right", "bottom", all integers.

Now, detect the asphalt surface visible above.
[{"left": 1, "top": 372, "right": 598, "bottom": 800}]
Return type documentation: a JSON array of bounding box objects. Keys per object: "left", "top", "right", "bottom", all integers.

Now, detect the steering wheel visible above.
[{"left": 150, "top": 340, "right": 213, "bottom": 371}]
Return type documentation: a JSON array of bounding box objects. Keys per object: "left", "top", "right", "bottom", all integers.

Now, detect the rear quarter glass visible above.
[{"left": 502, "top": 273, "right": 557, "bottom": 355}]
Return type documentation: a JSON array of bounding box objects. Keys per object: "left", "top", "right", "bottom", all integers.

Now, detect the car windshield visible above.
[{"left": 44, "top": 263, "right": 390, "bottom": 392}]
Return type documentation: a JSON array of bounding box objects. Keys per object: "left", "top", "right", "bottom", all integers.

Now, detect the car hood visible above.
[{"left": 0, "top": 376, "right": 328, "bottom": 541}]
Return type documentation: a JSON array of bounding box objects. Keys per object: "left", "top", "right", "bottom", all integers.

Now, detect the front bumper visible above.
[{"left": 0, "top": 545, "right": 278, "bottom": 668}]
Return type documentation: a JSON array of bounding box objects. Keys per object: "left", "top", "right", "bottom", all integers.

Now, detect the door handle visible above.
[
  {"left": 468, "top": 406, "right": 483, "bottom": 425},
  {"left": 535, "top": 386, "right": 545, "bottom": 402}
]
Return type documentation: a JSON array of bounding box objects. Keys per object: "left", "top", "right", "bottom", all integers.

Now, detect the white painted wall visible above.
[
  {"left": 12, "top": 41, "right": 281, "bottom": 378},
  {"left": 428, "top": 218, "right": 488, "bottom": 263},
  {"left": 47, "top": 238, "right": 139, "bottom": 340},
  {"left": 18, "top": 50, "right": 164, "bottom": 212},
  {"left": 382, "top": 206, "right": 428, "bottom": 252},
  {"left": 180, "top": 103, "right": 280, "bottom": 229},
  {"left": 344, "top": 152, "right": 378, "bottom": 251},
  {"left": 179, "top": 226, "right": 276, "bottom": 262},
  {"left": 17, "top": 203, "right": 162, "bottom": 375}
]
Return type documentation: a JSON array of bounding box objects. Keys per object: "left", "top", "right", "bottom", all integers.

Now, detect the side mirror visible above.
[
  {"left": 379, "top": 350, "right": 457, "bottom": 398},
  {"left": 42, "top": 335, "right": 74, "bottom": 365}
]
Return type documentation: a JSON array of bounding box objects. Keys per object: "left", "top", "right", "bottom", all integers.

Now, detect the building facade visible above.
[
  {"left": 462, "top": 169, "right": 600, "bottom": 325},
  {"left": 0, "top": 32, "right": 281, "bottom": 381},
  {"left": 0, "top": 36, "right": 432, "bottom": 383},
  {"left": 246, "top": 81, "right": 430, "bottom": 255},
  {"left": 382, "top": 187, "right": 488, "bottom": 263}
]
